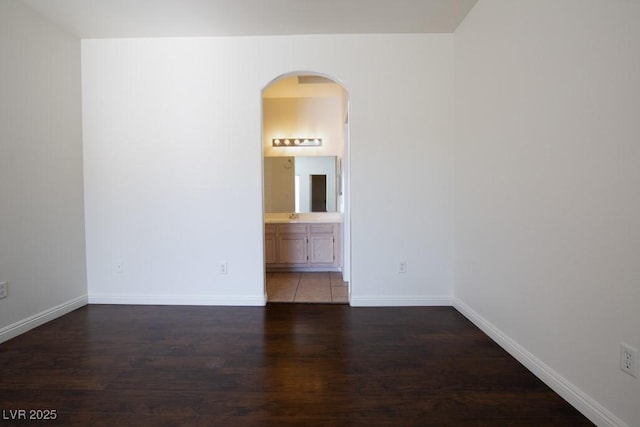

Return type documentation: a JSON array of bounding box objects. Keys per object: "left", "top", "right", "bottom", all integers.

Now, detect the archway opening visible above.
[{"left": 261, "top": 72, "right": 350, "bottom": 304}]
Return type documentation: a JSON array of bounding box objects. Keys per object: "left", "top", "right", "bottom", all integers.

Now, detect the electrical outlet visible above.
[
  {"left": 620, "top": 343, "right": 638, "bottom": 378},
  {"left": 115, "top": 260, "right": 124, "bottom": 274},
  {"left": 219, "top": 263, "right": 228, "bottom": 275},
  {"left": 0, "top": 281, "right": 7, "bottom": 299},
  {"left": 399, "top": 261, "right": 407, "bottom": 274}
]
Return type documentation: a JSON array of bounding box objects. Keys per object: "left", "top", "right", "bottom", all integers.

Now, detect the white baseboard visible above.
[
  {"left": 453, "top": 298, "right": 628, "bottom": 427},
  {"left": 0, "top": 295, "right": 88, "bottom": 344},
  {"left": 349, "top": 295, "right": 453, "bottom": 307},
  {"left": 88, "top": 293, "right": 267, "bottom": 306}
]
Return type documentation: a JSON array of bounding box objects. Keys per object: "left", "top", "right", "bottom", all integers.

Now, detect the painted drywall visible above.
[
  {"left": 82, "top": 34, "right": 454, "bottom": 305},
  {"left": 454, "top": 1, "right": 640, "bottom": 425},
  {"left": 0, "top": 0, "right": 86, "bottom": 342},
  {"left": 263, "top": 97, "right": 343, "bottom": 157}
]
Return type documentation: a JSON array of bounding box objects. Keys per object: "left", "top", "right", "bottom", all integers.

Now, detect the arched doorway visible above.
[{"left": 261, "top": 72, "right": 350, "bottom": 303}]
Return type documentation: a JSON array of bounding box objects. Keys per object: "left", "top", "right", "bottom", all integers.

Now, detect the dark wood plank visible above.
[{"left": 0, "top": 304, "right": 593, "bottom": 426}]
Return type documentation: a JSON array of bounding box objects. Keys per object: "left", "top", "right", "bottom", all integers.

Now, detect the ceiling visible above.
[{"left": 21, "top": 0, "right": 478, "bottom": 39}]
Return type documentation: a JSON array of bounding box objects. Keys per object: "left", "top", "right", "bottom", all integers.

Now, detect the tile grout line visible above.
[
  {"left": 292, "top": 273, "right": 301, "bottom": 302},
  {"left": 329, "top": 279, "right": 334, "bottom": 302}
]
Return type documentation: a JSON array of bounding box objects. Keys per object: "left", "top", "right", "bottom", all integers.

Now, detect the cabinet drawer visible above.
[
  {"left": 309, "top": 224, "right": 334, "bottom": 234},
  {"left": 277, "top": 223, "right": 308, "bottom": 234},
  {"left": 265, "top": 224, "right": 277, "bottom": 235}
]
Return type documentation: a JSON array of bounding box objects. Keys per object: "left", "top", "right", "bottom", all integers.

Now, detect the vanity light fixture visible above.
[{"left": 272, "top": 138, "right": 322, "bottom": 147}]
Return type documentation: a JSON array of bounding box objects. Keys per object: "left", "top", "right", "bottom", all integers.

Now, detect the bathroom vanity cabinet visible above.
[{"left": 265, "top": 222, "right": 341, "bottom": 271}]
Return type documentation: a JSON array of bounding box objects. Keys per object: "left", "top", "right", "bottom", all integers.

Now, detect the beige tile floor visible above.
[{"left": 266, "top": 271, "right": 349, "bottom": 303}]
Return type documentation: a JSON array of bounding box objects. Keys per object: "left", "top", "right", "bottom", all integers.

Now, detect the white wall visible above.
[
  {"left": 0, "top": 0, "right": 86, "bottom": 342},
  {"left": 454, "top": 1, "right": 640, "bottom": 425},
  {"left": 82, "top": 34, "right": 454, "bottom": 306}
]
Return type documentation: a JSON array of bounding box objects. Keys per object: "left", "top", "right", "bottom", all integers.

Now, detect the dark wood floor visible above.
[{"left": 0, "top": 304, "right": 593, "bottom": 426}]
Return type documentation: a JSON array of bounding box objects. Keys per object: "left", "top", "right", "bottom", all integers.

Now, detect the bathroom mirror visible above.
[{"left": 264, "top": 156, "right": 337, "bottom": 213}]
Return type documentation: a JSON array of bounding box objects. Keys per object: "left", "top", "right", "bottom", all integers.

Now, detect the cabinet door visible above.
[
  {"left": 309, "top": 235, "right": 335, "bottom": 264},
  {"left": 264, "top": 235, "right": 277, "bottom": 264},
  {"left": 278, "top": 235, "right": 308, "bottom": 264}
]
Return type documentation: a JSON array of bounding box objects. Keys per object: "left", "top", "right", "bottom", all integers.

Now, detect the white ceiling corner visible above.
[{"left": 21, "top": 0, "right": 478, "bottom": 39}]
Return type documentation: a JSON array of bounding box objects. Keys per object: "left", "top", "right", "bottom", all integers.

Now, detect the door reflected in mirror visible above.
[
  {"left": 264, "top": 156, "right": 337, "bottom": 213},
  {"left": 310, "top": 174, "right": 327, "bottom": 212}
]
